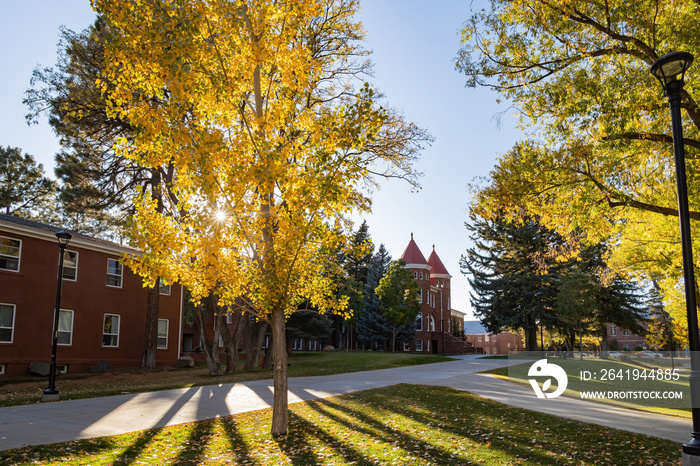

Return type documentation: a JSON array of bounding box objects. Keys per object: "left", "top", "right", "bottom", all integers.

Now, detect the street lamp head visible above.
[
  {"left": 55, "top": 230, "right": 72, "bottom": 248},
  {"left": 651, "top": 51, "right": 694, "bottom": 94}
]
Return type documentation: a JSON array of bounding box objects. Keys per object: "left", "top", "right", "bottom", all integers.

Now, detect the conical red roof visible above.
[
  {"left": 400, "top": 233, "right": 428, "bottom": 265},
  {"left": 427, "top": 245, "right": 450, "bottom": 276}
]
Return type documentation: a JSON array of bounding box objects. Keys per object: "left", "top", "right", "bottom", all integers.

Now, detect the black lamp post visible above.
[
  {"left": 42, "top": 230, "right": 72, "bottom": 402},
  {"left": 650, "top": 51, "right": 700, "bottom": 463}
]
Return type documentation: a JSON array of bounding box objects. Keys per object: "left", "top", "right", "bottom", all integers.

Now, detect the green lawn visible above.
[
  {"left": 492, "top": 357, "right": 691, "bottom": 418},
  {"left": 0, "top": 352, "right": 453, "bottom": 407},
  {"left": 0, "top": 384, "right": 681, "bottom": 465}
]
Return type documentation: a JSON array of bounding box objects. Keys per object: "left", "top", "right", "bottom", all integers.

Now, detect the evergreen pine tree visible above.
[{"left": 357, "top": 243, "right": 392, "bottom": 349}]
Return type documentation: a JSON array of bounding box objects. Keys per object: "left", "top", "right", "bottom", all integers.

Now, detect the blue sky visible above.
[{"left": 0, "top": 1, "right": 522, "bottom": 319}]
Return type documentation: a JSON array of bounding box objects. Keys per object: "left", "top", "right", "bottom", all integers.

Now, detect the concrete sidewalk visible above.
[{"left": 0, "top": 355, "right": 691, "bottom": 451}]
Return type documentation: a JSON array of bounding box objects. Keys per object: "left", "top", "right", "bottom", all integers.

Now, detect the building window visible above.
[
  {"left": 157, "top": 319, "right": 169, "bottom": 349},
  {"left": 0, "top": 236, "right": 21, "bottom": 272},
  {"left": 106, "top": 258, "right": 123, "bottom": 287},
  {"left": 0, "top": 303, "right": 16, "bottom": 343},
  {"left": 426, "top": 340, "right": 430, "bottom": 352},
  {"left": 57, "top": 309, "right": 74, "bottom": 345},
  {"left": 226, "top": 312, "right": 233, "bottom": 324},
  {"left": 419, "top": 288, "right": 422, "bottom": 303},
  {"left": 416, "top": 339, "right": 423, "bottom": 351},
  {"left": 623, "top": 344, "right": 631, "bottom": 351},
  {"left": 62, "top": 250, "right": 78, "bottom": 281},
  {"left": 403, "top": 342, "right": 410, "bottom": 351},
  {"left": 0, "top": 364, "right": 5, "bottom": 375},
  {"left": 485, "top": 348, "right": 490, "bottom": 354},
  {"left": 623, "top": 329, "right": 630, "bottom": 336},
  {"left": 414, "top": 272, "right": 417, "bottom": 279},
  {"left": 415, "top": 312, "right": 423, "bottom": 331},
  {"left": 159, "top": 279, "right": 171, "bottom": 295},
  {"left": 263, "top": 335, "right": 270, "bottom": 349},
  {"left": 102, "top": 314, "right": 120, "bottom": 347},
  {"left": 609, "top": 325, "right": 616, "bottom": 336},
  {"left": 428, "top": 315, "right": 435, "bottom": 332},
  {"left": 419, "top": 272, "right": 423, "bottom": 280}
]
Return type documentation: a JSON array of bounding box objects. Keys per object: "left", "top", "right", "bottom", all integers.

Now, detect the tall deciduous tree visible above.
[
  {"left": 94, "top": 0, "right": 429, "bottom": 435},
  {"left": 0, "top": 146, "right": 57, "bottom": 221},
  {"left": 457, "top": 0, "right": 700, "bottom": 341},
  {"left": 375, "top": 260, "right": 420, "bottom": 352}
]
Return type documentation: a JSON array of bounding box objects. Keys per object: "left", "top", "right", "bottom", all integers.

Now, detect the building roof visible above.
[
  {"left": 400, "top": 233, "right": 428, "bottom": 266},
  {"left": 464, "top": 320, "right": 488, "bottom": 334},
  {"left": 427, "top": 245, "right": 450, "bottom": 276},
  {"left": 0, "top": 213, "right": 138, "bottom": 255}
]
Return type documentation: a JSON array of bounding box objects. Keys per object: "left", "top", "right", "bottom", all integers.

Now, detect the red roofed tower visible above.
[
  {"left": 398, "top": 235, "right": 474, "bottom": 354},
  {"left": 399, "top": 234, "right": 440, "bottom": 353},
  {"left": 428, "top": 245, "right": 453, "bottom": 343}
]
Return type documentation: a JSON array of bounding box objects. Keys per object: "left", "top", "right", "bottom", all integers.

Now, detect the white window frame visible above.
[
  {"left": 427, "top": 340, "right": 430, "bottom": 352},
  {"left": 226, "top": 312, "right": 233, "bottom": 324},
  {"left": 106, "top": 258, "right": 123, "bottom": 288},
  {"left": 157, "top": 319, "right": 169, "bottom": 349},
  {"left": 610, "top": 325, "right": 617, "bottom": 336},
  {"left": 0, "top": 303, "right": 16, "bottom": 343},
  {"left": 419, "top": 272, "right": 423, "bottom": 280},
  {"left": 416, "top": 339, "right": 423, "bottom": 351},
  {"left": 415, "top": 312, "right": 423, "bottom": 331},
  {"left": 62, "top": 250, "right": 78, "bottom": 281},
  {"left": 159, "top": 279, "right": 171, "bottom": 295},
  {"left": 428, "top": 315, "right": 435, "bottom": 332},
  {"left": 0, "top": 364, "right": 5, "bottom": 375},
  {"left": 623, "top": 329, "right": 630, "bottom": 336},
  {"left": 403, "top": 342, "right": 410, "bottom": 351},
  {"left": 102, "top": 313, "right": 120, "bottom": 347},
  {"left": 0, "top": 236, "right": 21, "bottom": 272},
  {"left": 57, "top": 309, "right": 74, "bottom": 346}
]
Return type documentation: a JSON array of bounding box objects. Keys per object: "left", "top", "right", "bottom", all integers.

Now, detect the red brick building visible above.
[
  {"left": 464, "top": 321, "right": 523, "bottom": 355},
  {"left": 400, "top": 234, "right": 476, "bottom": 354},
  {"left": 606, "top": 323, "right": 647, "bottom": 351},
  {"left": 0, "top": 214, "right": 183, "bottom": 377}
]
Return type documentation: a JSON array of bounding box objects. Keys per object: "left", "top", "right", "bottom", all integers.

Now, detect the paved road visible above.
[{"left": 0, "top": 355, "right": 691, "bottom": 451}]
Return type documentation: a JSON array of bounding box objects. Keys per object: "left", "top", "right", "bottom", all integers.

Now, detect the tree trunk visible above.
[
  {"left": 271, "top": 306, "right": 288, "bottom": 436},
  {"left": 141, "top": 284, "right": 160, "bottom": 369},
  {"left": 194, "top": 295, "right": 222, "bottom": 376},
  {"left": 220, "top": 311, "right": 240, "bottom": 374},
  {"left": 392, "top": 325, "right": 396, "bottom": 352},
  {"left": 141, "top": 169, "right": 162, "bottom": 369},
  {"left": 262, "top": 336, "right": 273, "bottom": 369},
  {"left": 244, "top": 317, "right": 269, "bottom": 371},
  {"left": 600, "top": 327, "right": 609, "bottom": 359}
]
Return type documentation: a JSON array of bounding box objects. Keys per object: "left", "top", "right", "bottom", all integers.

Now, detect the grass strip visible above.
[
  {"left": 490, "top": 357, "right": 691, "bottom": 419},
  {"left": 0, "top": 384, "right": 681, "bottom": 465}
]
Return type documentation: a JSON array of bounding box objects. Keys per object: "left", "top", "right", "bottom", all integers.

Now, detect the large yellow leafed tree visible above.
[
  {"left": 457, "top": 0, "right": 700, "bottom": 342},
  {"left": 92, "top": 0, "right": 429, "bottom": 435}
]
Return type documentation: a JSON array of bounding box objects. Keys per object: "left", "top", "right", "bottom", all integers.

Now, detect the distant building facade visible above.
[
  {"left": 0, "top": 214, "right": 183, "bottom": 378},
  {"left": 606, "top": 323, "right": 647, "bottom": 351},
  {"left": 464, "top": 320, "right": 523, "bottom": 355}
]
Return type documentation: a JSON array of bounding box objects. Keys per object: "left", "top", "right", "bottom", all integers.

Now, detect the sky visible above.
[{"left": 0, "top": 0, "right": 522, "bottom": 320}]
